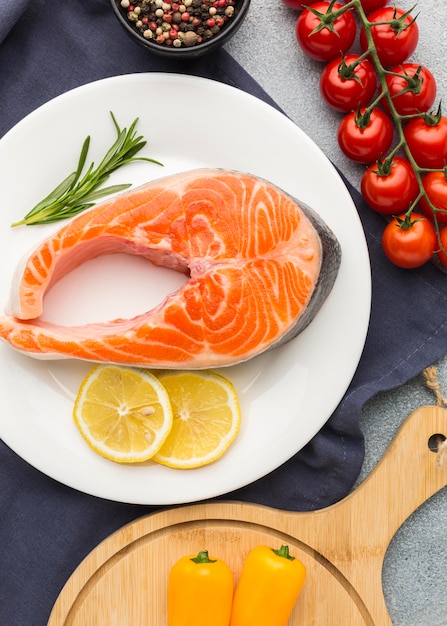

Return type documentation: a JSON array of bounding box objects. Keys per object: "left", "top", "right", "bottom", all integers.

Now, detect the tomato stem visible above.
[
  {"left": 302, "top": 0, "right": 445, "bottom": 259},
  {"left": 306, "top": 0, "right": 345, "bottom": 35},
  {"left": 342, "top": 0, "right": 445, "bottom": 242}
]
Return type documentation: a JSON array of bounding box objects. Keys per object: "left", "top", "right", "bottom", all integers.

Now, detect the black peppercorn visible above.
[{"left": 118, "top": 0, "right": 238, "bottom": 47}]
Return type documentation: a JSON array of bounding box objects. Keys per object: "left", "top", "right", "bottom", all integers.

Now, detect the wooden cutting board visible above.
[{"left": 47, "top": 405, "right": 447, "bottom": 625}]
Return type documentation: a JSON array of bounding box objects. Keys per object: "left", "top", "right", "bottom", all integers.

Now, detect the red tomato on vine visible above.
[
  {"left": 320, "top": 53, "right": 377, "bottom": 112},
  {"left": 382, "top": 64, "right": 437, "bottom": 115},
  {"left": 436, "top": 225, "right": 447, "bottom": 267},
  {"left": 337, "top": 107, "right": 393, "bottom": 164},
  {"left": 359, "top": 0, "right": 388, "bottom": 12},
  {"left": 361, "top": 156, "right": 419, "bottom": 215},
  {"left": 404, "top": 112, "right": 447, "bottom": 169},
  {"left": 382, "top": 213, "right": 437, "bottom": 269},
  {"left": 419, "top": 171, "right": 447, "bottom": 225},
  {"left": 295, "top": 2, "right": 356, "bottom": 62},
  {"left": 359, "top": 6, "right": 419, "bottom": 67},
  {"left": 281, "top": 0, "right": 306, "bottom": 10}
]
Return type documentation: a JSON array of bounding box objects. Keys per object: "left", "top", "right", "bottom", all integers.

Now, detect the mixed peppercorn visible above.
[{"left": 119, "top": 0, "right": 237, "bottom": 47}]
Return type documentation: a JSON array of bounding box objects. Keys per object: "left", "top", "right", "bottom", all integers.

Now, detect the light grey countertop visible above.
[{"left": 226, "top": 2, "right": 447, "bottom": 624}]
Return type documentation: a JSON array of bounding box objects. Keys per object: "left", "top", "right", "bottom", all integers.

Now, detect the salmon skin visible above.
[{"left": 0, "top": 169, "right": 341, "bottom": 369}]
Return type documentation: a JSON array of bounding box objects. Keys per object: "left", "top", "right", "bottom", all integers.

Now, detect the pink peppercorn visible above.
[{"left": 121, "top": 0, "right": 239, "bottom": 48}]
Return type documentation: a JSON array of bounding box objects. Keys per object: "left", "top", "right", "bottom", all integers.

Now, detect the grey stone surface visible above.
[{"left": 226, "top": 2, "right": 447, "bottom": 623}]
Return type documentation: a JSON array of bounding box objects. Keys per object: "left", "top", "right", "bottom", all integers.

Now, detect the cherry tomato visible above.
[
  {"left": 419, "top": 171, "right": 447, "bottom": 225},
  {"left": 281, "top": 0, "right": 306, "bottom": 10},
  {"left": 361, "top": 156, "right": 419, "bottom": 214},
  {"left": 337, "top": 107, "right": 393, "bottom": 164},
  {"left": 359, "top": 7, "right": 419, "bottom": 67},
  {"left": 382, "top": 64, "right": 437, "bottom": 115},
  {"left": 436, "top": 225, "right": 447, "bottom": 266},
  {"left": 320, "top": 54, "right": 377, "bottom": 112},
  {"left": 295, "top": 2, "right": 356, "bottom": 62},
  {"left": 359, "top": 0, "right": 388, "bottom": 12},
  {"left": 404, "top": 114, "right": 447, "bottom": 169},
  {"left": 382, "top": 213, "right": 437, "bottom": 269}
]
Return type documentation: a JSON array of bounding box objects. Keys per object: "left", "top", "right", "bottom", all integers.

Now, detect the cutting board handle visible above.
[
  {"left": 282, "top": 404, "right": 447, "bottom": 624},
  {"left": 293, "top": 404, "right": 447, "bottom": 563},
  {"left": 332, "top": 404, "right": 447, "bottom": 541}
]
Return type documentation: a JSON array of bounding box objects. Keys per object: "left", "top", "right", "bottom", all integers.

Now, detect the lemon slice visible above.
[
  {"left": 73, "top": 365, "right": 173, "bottom": 463},
  {"left": 152, "top": 370, "right": 241, "bottom": 469}
]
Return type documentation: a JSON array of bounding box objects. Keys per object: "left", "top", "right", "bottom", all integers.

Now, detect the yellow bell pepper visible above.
[
  {"left": 168, "top": 549, "right": 234, "bottom": 626},
  {"left": 229, "top": 544, "right": 306, "bottom": 626}
]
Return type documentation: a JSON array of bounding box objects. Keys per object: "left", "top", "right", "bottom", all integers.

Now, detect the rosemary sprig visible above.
[{"left": 11, "top": 112, "right": 163, "bottom": 227}]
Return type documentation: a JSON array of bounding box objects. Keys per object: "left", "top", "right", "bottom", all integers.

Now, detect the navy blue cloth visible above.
[{"left": 1, "top": 2, "right": 447, "bottom": 625}]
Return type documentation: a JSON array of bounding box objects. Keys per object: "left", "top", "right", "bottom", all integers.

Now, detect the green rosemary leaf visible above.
[
  {"left": 11, "top": 113, "right": 162, "bottom": 227},
  {"left": 20, "top": 172, "right": 78, "bottom": 218},
  {"left": 96, "top": 129, "right": 128, "bottom": 173},
  {"left": 31, "top": 204, "right": 96, "bottom": 225},
  {"left": 110, "top": 111, "right": 121, "bottom": 134},
  {"left": 74, "top": 136, "right": 91, "bottom": 184},
  {"left": 68, "top": 183, "right": 132, "bottom": 206}
]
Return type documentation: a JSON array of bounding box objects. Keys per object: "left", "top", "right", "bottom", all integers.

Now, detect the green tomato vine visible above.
[
  {"left": 303, "top": 0, "right": 447, "bottom": 269},
  {"left": 345, "top": 3, "right": 429, "bottom": 201}
]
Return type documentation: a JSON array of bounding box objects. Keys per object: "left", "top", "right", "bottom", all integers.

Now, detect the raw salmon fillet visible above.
[{"left": 0, "top": 169, "right": 341, "bottom": 368}]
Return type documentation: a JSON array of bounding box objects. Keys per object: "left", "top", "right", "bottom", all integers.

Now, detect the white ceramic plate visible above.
[{"left": 0, "top": 73, "right": 371, "bottom": 505}]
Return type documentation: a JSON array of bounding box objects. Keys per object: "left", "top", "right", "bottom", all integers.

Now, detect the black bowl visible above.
[{"left": 110, "top": 0, "right": 251, "bottom": 59}]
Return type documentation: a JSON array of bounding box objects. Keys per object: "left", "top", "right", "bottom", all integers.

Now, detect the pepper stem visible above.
[
  {"left": 271, "top": 544, "right": 296, "bottom": 561},
  {"left": 190, "top": 550, "right": 217, "bottom": 564}
]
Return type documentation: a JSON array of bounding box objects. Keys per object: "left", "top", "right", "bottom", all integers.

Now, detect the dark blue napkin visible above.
[{"left": 1, "top": 1, "right": 447, "bottom": 625}]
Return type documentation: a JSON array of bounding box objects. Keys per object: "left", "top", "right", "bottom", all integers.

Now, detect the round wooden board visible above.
[{"left": 48, "top": 511, "right": 370, "bottom": 625}]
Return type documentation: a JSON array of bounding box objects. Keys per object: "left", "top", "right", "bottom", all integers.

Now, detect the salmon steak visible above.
[{"left": 0, "top": 169, "right": 341, "bottom": 368}]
